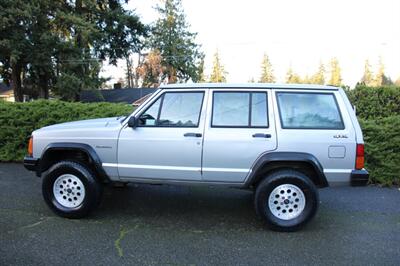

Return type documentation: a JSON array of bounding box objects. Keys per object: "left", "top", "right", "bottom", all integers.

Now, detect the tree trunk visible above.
[
  {"left": 126, "top": 57, "right": 132, "bottom": 88},
  {"left": 11, "top": 62, "right": 23, "bottom": 102},
  {"left": 134, "top": 53, "right": 144, "bottom": 87},
  {"left": 74, "top": 92, "right": 80, "bottom": 102},
  {"left": 74, "top": 0, "right": 83, "bottom": 101},
  {"left": 38, "top": 74, "right": 49, "bottom": 99},
  {"left": 167, "top": 66, "right": 177, "bottom": 84}
]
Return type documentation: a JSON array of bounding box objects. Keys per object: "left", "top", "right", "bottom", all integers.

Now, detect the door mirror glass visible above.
[{"left": 127, "top": 116, "right": 137, "bottom": 128}]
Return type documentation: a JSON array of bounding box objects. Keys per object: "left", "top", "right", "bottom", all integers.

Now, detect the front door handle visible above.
[
  {"left": 252, "top": 133, "right": 271, "bottom": 138},
  {"left": 184, "top": 133, "right": 202, "bottom": 137}
]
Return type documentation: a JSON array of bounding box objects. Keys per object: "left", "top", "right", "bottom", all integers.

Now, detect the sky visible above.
[{"left": 102, "top": 0, "right": 400, "bottom": 87}]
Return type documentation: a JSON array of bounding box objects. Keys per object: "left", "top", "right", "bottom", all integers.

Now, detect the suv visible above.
[{"left": 24, "top": 83, "right": 368, "bottom": 231}]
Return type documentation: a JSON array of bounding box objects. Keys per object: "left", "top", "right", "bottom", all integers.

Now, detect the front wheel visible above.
[
  {"left": 255, "top": 169, "right": 319, "bottom": 232},
  {"left": 42, "top": 161, "right": 103, "bottom": 218}
]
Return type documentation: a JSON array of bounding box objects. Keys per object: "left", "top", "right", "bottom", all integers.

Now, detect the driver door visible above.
[{"left": 117, "top": 90, "right": 207, "bottom": 181}]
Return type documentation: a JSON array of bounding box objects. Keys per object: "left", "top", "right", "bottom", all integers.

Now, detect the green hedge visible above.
[
  {"left": 360, "top": 116, "right": 400, "bottom": 186},
  {"left": 0, "top": 100, "right": 133, "bottom": 161},
  {"left": 346, "top": 86, "right": 400, "bottom": 185},
  {"left": 346, "top": 85, "right": 400, "bottom": 119}
]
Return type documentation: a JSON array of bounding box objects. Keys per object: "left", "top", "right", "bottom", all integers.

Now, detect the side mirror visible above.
[{"left": 127, "top": 116, "right": 137, "bottom": 128}]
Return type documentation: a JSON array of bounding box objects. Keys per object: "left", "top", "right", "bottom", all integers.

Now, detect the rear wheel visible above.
[
  {"left": 255, "top": 169, "right": 319, "bottom": 231},
  {"left": 42, "top": 160, "right": 103, "bottom": 218}
]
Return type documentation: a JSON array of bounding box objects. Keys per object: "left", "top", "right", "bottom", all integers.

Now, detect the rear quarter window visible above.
[{"left": 276, "top": 92, "right": 344, "bottom": 129}]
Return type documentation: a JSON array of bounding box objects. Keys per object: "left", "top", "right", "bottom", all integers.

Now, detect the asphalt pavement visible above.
[{"left": 0, "top": 163, "right": 399, "bottom": 265}]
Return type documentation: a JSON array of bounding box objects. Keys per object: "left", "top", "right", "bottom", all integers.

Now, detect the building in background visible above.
[
  {"left": 0, "top": 83, "right": 14, "bottom": 102},
  {"left": 0, "top": 82, "right": 32, "bottom": 102}
]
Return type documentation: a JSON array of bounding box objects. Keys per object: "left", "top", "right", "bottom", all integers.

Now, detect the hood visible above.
[{"left": 37, "top": 116, "right": 124, "bottom": 132}]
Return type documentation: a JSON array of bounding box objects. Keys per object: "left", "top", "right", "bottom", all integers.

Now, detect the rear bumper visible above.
[
  {"left": 350, "top": 169, "right": 369, "bottom": 186},
  {"left": 24, "top": 156, "right": 40, "bottom": 173}
]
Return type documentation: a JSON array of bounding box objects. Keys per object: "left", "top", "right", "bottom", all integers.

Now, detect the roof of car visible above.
[{"left": 159, "top": 83, "right": 339, "bottom": 90}]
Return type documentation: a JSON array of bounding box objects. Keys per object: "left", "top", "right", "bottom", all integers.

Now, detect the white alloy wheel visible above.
[
  {"left": 53, "top": 174, "right": 85, "bottom": 208},
  {"left": 268, "top": 184, "right": 306, "bottom": 220}
]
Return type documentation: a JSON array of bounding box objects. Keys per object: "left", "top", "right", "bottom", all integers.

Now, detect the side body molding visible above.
[
  {"left": 244, "top": 152, "right": 329, "bottom": 188},
  {"left": 39, "top": 143, "right": 110, "bottom": 182}
]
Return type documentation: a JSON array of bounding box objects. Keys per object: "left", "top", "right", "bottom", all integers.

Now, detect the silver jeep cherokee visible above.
[{"left": 24, "top": 83, "right": 369, "bottom": 231}]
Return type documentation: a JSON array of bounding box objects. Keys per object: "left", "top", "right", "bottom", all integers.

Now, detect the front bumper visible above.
[
  {"left": 24, "top": 156, "right": 40, "bottom": 173},
  {"left": 350, "top": 169, "right": 369, "bottom": 186}
]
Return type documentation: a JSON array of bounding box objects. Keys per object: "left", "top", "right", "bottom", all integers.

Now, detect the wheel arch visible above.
[
  {"left": 39, "top": 143, "right": 110, "bottom": 183},
  {"left": 245, "top": 152, "right": 328, "bottom": 188}
]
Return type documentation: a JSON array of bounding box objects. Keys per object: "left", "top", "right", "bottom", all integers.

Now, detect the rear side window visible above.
[
  {"left": 276, "top": 92, "right": 344, "bottom": 129},
  {"left": 138, "top": 92, "right": 204, "bottom": 127},
  {"left": 212, "top": 92, "right": 268, "bottom": 127}
]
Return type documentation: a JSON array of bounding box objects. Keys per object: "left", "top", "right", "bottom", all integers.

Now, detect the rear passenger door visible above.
[{"left": 202, "top": 89, "right": 277, "bottom": 183}]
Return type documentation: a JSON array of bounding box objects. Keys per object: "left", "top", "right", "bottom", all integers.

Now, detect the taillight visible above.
[
  {"left": 355, "top": 144, "right": 364, "bottom": 170},
  {"left": 28, "top": 137, "right": 33, "bottom": 157}
]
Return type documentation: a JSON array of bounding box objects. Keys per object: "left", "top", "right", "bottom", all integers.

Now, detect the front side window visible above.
[
  {"left": 212, "top": 91, "right": 268, "bottom": 127},
  {"left": 276, "top": 92, "right": 344, "bottom": 129},
  {"left": 138, "top": 97, "right": 161, "bottom": 126},
  {"left": 138, "top": 92, "right": 204, "bottom": 127}
]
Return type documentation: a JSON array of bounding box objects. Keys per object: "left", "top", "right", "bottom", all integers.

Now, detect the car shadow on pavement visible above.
[{"left": 91, "top": 184, "right": 323, "bottom": 232}]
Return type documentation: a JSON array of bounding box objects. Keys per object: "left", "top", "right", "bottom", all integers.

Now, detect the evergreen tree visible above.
[
  {"left": 0, "top": 0, "right": 147, "bottom": 101},
  {"left": 63, "top": 0, "right": 147, "bottom": 100},
  {"left": 0, "top": 0, "right": 33, "bottom": 101},
  {"left": 310, "top": 62, "right": 325, "bottom": 84},
  {"left": 302, "top": 75, "right": 311, "bottom": 84},
  {"left": 374, "top": 57, "right": 385, "bottom": 86},
  {"left": 384, "top": 76, "right": 393, "bottom": 86},
  {"left": 150, "top": 0, "right": 204, "bottom": 83},
  {"left": 373, "top": 57, "right": 392, "bottom": 86},
  {"left": 361, "top": 59, "right": 373, "bottom": 86},
  {"left": 395, "top": 75, "right": 400, "bottom": 86},
  {"left": 328, "top": 57, "right": 342, "bottom": 86},
  {"left": 197, "top": 58, "right": 206, "bottom": 82},
  {"left": 259, "top": 53, "right": 275, "bottom": 83},
  {"left": 29, "top": 0, "right": 67, "bottom": 99},
  {"left": 285, "top": 67, "right": 302, "bottom": 84},
  {"left": 209, "top": 50, "right": 227, "bottom": 83}
]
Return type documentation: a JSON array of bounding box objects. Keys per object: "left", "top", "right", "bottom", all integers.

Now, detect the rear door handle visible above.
[
  {"left": 184, "top": 133, "right": 202, "bottom": 137},
  {"left": 252, "top": 133, "right": 271, "bottom": 138}
]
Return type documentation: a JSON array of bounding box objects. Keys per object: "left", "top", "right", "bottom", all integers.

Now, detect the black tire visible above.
[
  {"left": 42, "top": 160, "right": 103, "bottom": 219},
  {"left": 254, "top": 169, "right": 319, "bottom": 232}
]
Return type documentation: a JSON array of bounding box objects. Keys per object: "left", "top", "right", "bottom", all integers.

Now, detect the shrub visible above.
[
  {"left": 345, "top": 86, "right": 400, "bottom": 185},
  {"left": 346, "top": 85, "right": 400, "bottom": 119},
  {"left": 360, "top": 116, "right": 400, "bottom": 186},
  {"left": 0, "top": 100, "right": 133, "bottom": 161}
]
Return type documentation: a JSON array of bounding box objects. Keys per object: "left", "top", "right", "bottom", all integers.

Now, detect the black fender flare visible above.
[
  {"left": 39, "top": 143, "right": 110, "bottom": 182},
  {"left": 245, "top": 152, "right": 328, "bottom": 188}
]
